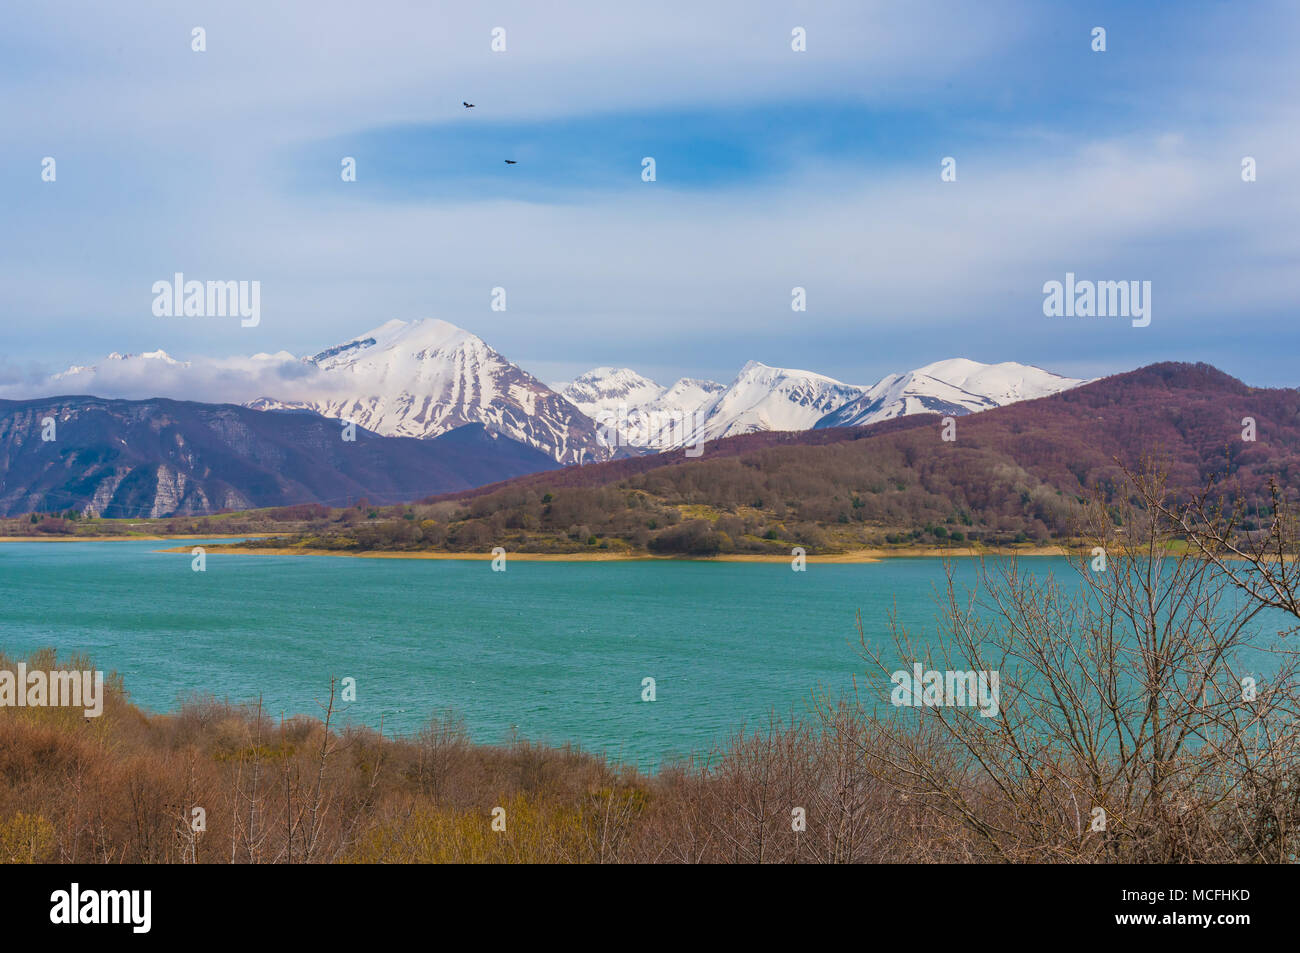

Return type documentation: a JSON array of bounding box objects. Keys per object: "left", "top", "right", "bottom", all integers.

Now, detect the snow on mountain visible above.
[
  {"left": 248, "top": 319, "right": 605, "bottom": 465},
  {"left": 559, "top": 367, "right": 667, "bottom": 420},
  {"left": 912, "top": 359, "right": 1086, "bottom": 405},
  {"left": 655, "top": 377, "right": 727, "bottom": 415},
  {"left": 559, "top": 368, "right": 726, "bottom": 450},
  {"left": 678, "top": 361, "right": 867, "bottom": 446},
  {"left": 816, "top": 359, "right": 1086, "bottom": 429},
  {"left": 638, "top": 377, "right": 728, "bottom": 446},
  {"left": 814, "top": 371, "right": 996, "bottom": 427},
  {"left": 53, "top": 349, "right": 190, "bottom": 382},
  {"left": 134, "top": 350, "right": 184, "bottom": 365},
  {"left": 557, "top": 358, "right": 1071, "bottom": 452}
]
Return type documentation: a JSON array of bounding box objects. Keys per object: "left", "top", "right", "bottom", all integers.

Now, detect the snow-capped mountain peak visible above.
[
  {"left": 138, "top": 349, "right": 183, "bottom": 364},
  {"left": 656, "top": 377, "right": 725, "bottom": 410},
  {"left": 913, "top": 358, "right": 1083, "bottom": 405},
  {"left": 54, "top": 349, "right": 189, "bottom": 381},
  {"left": 559, "top": 367, "right": 666, "bottom": 419},
  {"left": 559, "top": 367, "right": 732, "bottom": 452},
  {"left": 249, "top": 319, "right": 606, "bottom": 464},
  {"left": 816, "top": 358, "right": 1086, "bottom": 429},
  {"left": 685, "top": 361, "right": 867, "bottom": 445}
]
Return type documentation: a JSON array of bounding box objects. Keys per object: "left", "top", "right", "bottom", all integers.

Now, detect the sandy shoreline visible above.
[
  {"left": 0, "top": 533, "right": 1072, "bottom": 561},
  {"left": 150, "top": 542, "right": 1072, "bottom": 563}
]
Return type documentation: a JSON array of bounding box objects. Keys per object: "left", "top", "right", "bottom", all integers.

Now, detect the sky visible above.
[{"left": 2, "top": 0, "right": 1298, "bottom": 393}]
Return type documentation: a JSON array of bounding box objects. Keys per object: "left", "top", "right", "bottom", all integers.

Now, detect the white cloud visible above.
[
  {"left": 0, "top": 350, "right": 346, "bottom": 405},
  {"left": 0, "top": 1, "right": 1025, "bottom": 142}
]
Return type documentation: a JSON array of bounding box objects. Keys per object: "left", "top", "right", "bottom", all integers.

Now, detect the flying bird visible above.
[
  {"left": 504, "top": 159, "right": 517, "bottom": 164},
  {"left": 463, "top": 101, "right": 475, "bottom": 108}
]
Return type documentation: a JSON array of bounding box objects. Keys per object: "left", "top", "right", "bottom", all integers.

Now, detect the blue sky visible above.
[{"left": 2, "top": 0, "right": 1298, "bottom": 391}]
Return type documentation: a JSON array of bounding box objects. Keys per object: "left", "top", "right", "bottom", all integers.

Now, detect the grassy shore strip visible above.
[{"left": 153, "top": 542, "right": 1072, "bottom": 562}]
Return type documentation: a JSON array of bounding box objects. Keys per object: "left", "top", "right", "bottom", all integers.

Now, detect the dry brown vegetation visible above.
[{"left": 0, "top": 670, "right": 919, "bottom": 864}]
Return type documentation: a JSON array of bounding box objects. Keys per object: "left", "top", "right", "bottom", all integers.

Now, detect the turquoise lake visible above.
[{"left": 0, "top": 541, "right": 1183, "bottom": 769}]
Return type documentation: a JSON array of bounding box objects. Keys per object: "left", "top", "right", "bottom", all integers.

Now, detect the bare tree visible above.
[{"left": 852, "top": 464, "right": 1300, "bottom": 862}]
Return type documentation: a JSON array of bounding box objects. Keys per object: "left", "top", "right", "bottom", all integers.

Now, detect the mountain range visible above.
[
  {"left": 5, "top": 319, "right": 1093, "bottom": 517},
  {"left": 815, "top": 358, "right": 1086, "bottom": 428},
  {"left": 38, "top": 318, "right": 1084, "bottom": 457},
  {"left": 558, "top": 356, "right": 1083, "bottom": 449},
  {"left": 0, "top": 356, "right": 1281, "bottom": 527}
]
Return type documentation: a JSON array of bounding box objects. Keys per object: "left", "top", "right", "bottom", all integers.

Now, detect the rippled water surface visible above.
[{"left": 0, "top": 541, "right": 1084, "bottom": 769}]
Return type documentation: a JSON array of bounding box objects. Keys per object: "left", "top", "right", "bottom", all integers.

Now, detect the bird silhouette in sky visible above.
[
  {"left": 504, "top": 159, "right": 517, "bottom": 164},
  {"left": 463, "top": 101, "right": 475, "bottom": 108}
]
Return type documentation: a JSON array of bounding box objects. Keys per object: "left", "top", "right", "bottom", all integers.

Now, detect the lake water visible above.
[{"left": 0, "top": 541, "right": 1226, "bottom": 770}]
